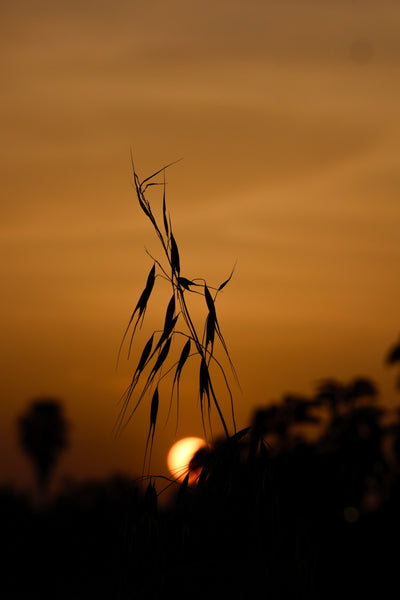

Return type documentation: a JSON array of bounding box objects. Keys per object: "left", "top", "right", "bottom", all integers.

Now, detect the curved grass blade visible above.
[
  {"left": 138, "top": 336, "right": 173, "bottom": 406},
  {"left": 163, "top": 294, "right": 176, "bottom": 332},
  {"left": 205, "top": 282, "right": 239, "bottom": 387},
  {"left": 130, "top": 150, "right": 151, "bottom": 218},
  {"left": 203, "top": 285, "right": 217, "bottom": 353},
  {"left": 131, "top": 156, "right": 182, "bottom": 254},
  {"left": 177, "top": 277, "right": 195, "bottom": 290},
  {"left": 115, "top": 332, "right": 172, "bottom": 435},
  {"left": 144, "top": 386, "right": 159, "bottom": 473},
  {"left": 139, "top": 158, "right": 183, "bottom": 190},
  {"left": 162, "top": 171, "right": 169, "bottom": 238},
  {"left": 168, "top": 338, "right": 191, "bottom": 431},
  {"left": 153, "top": 295, "right": 178, "bottom": 354},
  {"left": 205, "top": 313, "right": 216, "bottom": 352},
  {"left": 156, "top": 316, "right": 179, "bottom": 353},
  {"left": 214, "top": 324, "right": 240, "bottom": 387},
  {"left": 114, "top": 376, "right": 141, "bottom": 436},
  {"left": 199, "top": 357, "right": 211, "bottom": 432},
  {"left": 217, "top": 261, "right": 236, "bottom": 292},
  {"left": 170, "top": 234, "right": 180, "bottom": 276},
  {"left": 151, "top": 336, "right": 172, "bottom": 379},
  {"left": 118, "top": 263, "right": 156, "bottom": 363},
  {"left": 132, "top": 333, "right": 154, "bottom": 385},
  {"left": 204, "top": 285, "right": 216, "bottom": 320},
  {"left": 175, "top": 339, "right": 191, "bottom": 383}
]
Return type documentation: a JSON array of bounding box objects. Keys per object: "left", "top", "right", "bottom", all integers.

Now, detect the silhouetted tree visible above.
[
  {"left": 315, "top": 379, "right": 346, "bottom": 418},
  {"left": 386, "top": 335, "right": 400, "bottom": 390},
  {"left": 386, "top": 336, "right": 400, "bottom": 365},
  {"left": 17, "top": 398, "right": 68, "bottom": 493}
]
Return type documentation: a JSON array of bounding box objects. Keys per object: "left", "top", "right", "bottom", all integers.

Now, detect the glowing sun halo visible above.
[{"left": 167, "top": 437, "right": 207, "bottom": 482}]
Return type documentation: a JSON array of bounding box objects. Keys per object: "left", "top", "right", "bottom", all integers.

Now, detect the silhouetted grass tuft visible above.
[{"left": 116, "top": 156, "right": 238, "bottom": 467}]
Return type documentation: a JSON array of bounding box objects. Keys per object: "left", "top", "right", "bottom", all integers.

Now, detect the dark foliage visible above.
[{"left": 4, "top": 359, "right": 400, "bottom": 598}]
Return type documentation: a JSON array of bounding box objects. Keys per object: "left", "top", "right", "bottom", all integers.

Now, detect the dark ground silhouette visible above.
[{"left": 3, "top": 352, "right": 400, "bottom": 599}]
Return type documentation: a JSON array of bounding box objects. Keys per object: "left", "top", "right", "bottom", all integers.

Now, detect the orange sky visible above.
[{"left": 1, "top": 0, "right": 400, "bottom": 493}]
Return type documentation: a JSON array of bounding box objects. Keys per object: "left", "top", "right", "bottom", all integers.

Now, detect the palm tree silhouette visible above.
[{"left": 17, "top": 398, "right": 68, "bottom": 493}]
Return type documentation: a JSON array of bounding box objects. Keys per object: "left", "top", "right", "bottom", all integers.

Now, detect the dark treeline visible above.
[{"left": 3, "top": 340, "right": 400, "bottom": 600}]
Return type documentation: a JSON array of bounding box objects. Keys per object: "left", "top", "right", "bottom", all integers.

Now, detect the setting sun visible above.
[
  {"left": 167, "top": 437, "right": 207, "bottom": 482},
  {"left": 2, "top": 1, "right": 399, "bottom": 596}
]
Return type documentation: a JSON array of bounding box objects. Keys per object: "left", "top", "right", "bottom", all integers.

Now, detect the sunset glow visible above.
[
  {"left": 1, "top": 0, "right": 399, "bottom": 488},
  {"left": 3, "top": 3, "right": 399, "bottom": 597},
  {"left": 167, "top": 437, "right": 207, "bottom": 482}
]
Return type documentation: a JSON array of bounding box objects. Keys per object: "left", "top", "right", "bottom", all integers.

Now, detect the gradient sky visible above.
[{"left": 1, "top": 0, "right": 400, "bottom": 493}]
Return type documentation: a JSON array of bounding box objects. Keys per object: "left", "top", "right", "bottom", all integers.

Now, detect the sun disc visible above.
[{"left": 167, "top": 437, "right": 206, "bottom": 482}]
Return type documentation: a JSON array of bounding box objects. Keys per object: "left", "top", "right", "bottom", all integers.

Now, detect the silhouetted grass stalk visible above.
[{"left": 116, "top": 155, "right": 238, "bottom": 466}]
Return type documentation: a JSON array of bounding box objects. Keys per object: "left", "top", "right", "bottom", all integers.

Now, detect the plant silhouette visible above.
[
  {"left": 17, "top": 398, "right": 68, "bottom": 493},
  {"left": 116, "top": 157, "right": 238, "bottom": 466},
  {"left": 5, "top": 155, "right": 400, "bottom": 598},
  {"left": 4, "top": 341, "right": 400, "bottom": 599}
]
